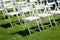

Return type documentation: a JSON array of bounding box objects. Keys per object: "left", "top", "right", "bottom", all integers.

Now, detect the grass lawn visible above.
[{"left": 0, "top": 9, "right": 60, "bottom": 40}]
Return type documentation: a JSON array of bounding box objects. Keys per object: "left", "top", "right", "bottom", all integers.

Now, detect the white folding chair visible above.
[
  {"left": 47, "top": 2, "right": 60, "bottom": 26},
  {"left": 2, "top": 0, "right": 21, "bottom": 27},
  {"left": 34, "top": 3, "right": 57, "bottom": 27},
  {"left": 27, "top": 0, "right": 52, "bottom": 29},
  {"left": 21, "top": 6, "right": 41, "bottom": 35},
  {"left": 13, "top": 0, "right": 28, "bottom": 14}
]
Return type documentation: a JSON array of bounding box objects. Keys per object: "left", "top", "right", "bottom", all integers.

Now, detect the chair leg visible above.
[
  {"left": 7, "top": 15, "right": 13, "bottom": 27},
  {"left": 16, "top": 14, "right": 22, "bottom": 25},
  {"left": 36, "top": 20, "right": 41, "bottom": 32},
  {"left": 25, "top": 21, "right": 31, "bottom": 35},
  {"left": 48, "top": 17, "right": 52, "bottom": 27},
  {"left": 39, "top": 18, "right": 44, "bottom": 30},
  {"left": 2, "top": 11, "right": 6, "bottom": 21},
  {"left": 52, "top": 15, "right": 57, "bottom": 26}
]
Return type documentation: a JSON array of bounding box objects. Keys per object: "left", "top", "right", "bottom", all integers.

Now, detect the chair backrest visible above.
[
  {"left": 2, "top": 0, "right": 16, "bottom": 15},
  {"left": 2, "top": 0, "right": 14, "bottom": 9},
  {"left": 14, "top": 0, "right": 27, "bottom": 10},
  {"left": 39, "top": 0, "right": 45, "bottom": 4},
  {"left": 35, "top": 4, "right": 48, "bottom": 14},
  {"left": 21, "top": 5, "right": 36, "bottom": 18}
]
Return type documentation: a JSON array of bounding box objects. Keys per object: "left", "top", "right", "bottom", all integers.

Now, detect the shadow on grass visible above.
[
  {"left": 11, "top": 22, "right": 56, "bottom": 37},
  {"left": 0, "top": 18, "right": 60, "bottom": 36},
  {"left": 11, "top": 29, "right": 33, "bottom": 37},
  {"left": 30, "top": 26, "right": 43, "bottom": 31},
  {"left": 0, "top": 23, "right": 11, "bottom": 28},
  {"left": 16, "top": 20, "right": 24, "bottom": 25},
  {"left": 11, "top": 24, "right": 50, "bottom": 37},
  {"left": 11, "top": 27, "right": 42, "bottom": 37},
  {"left": 55, "top": 19, "right": 60, "bottom": 23},
  {"left": 1, "top": 18, "right": 59, "bottom": 28},
  {"left": 51, "top": 18, "right": 60, "bottom": 25},
  {"left": 30, "top": 26, "right": 43, "bottom": 32}
]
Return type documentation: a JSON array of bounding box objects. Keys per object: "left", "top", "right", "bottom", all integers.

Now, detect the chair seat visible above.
[
  {"left": 35, "top": 4, "right": 52, "bottom": 10},
  {"left": 4, "top": 3, "right": 14, "bottom": 8},
  {"left": 30, "top": 0, "right": 37, "bottom": 3},
  {"left": 22, "top": 9, "right": 31, "bottom": 12},
  {"left": 44, "top": 5, "right": 53, "bottom": 7},
  {"left": 22, "top": 7, "right": 31, "bottom": 12},
  {"left": 35, "top": 4, "right": 45, "bottom": 9},
  {"left": 50, "top": 11, "right": 60, "bottom": 14},
  {"left": 5, "top": 12, "right": 20, "bottom": 15},
  {"left": 44, "top": 5, "right": 48, "bottom": 7},
  {"left": 0, "top": 8, "right": 4, "bottom": 11},
  {"left": 36, "top": 14, "right": 52, "bottom": 17},
  {"left": 0, "top": 4, "right": 2, "bottom": 6},
  {"left": 23, "top": 16, "right": 40, "bottom": 21},
  {"left": 35, "top": 4, "right": 51, "bottom": 9},
  {"left": 6, "top": 6, "right": 14, "bottom": 9},
  {"left": 47, "top": 2, "right": 55, "bottom": 6},
  {"left": 58, "top": 1, "right": 60, "bottom": 3},
  {"left": 17, "top": 1, "right": 26, "bottom": 5},
  {"left": 27, "top": 3, "right": 36, "bottom": 5},
  {"left": 3, "top": 0, "right": 11, "bottom": 2}
]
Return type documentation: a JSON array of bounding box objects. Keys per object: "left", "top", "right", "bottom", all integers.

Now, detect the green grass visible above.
[{"left": 0, "top": 9, "right": 60, "bottom": 40}]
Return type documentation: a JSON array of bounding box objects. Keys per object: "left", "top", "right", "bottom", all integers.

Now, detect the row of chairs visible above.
[{"left": 0, "top": 0, "right": 60, "bottom": 35}]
